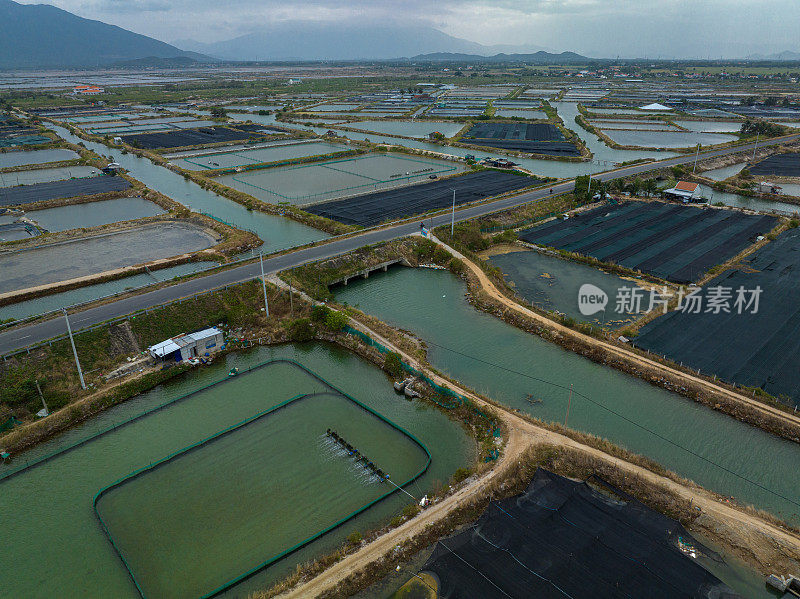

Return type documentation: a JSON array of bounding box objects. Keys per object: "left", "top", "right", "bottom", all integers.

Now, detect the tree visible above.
[
  {"left": 324, "top": 310, "right": 349, "bottom": 331},
  {"left": 209, "top": 107, "right": 227, "bottom": 118}
]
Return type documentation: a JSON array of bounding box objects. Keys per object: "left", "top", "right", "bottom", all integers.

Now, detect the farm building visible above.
[
  {"left": 148, "top": 327, "right": 224, "bottom": 362},
  {"left": 663, "top": 180, "right": 700, "bottom": 202}
]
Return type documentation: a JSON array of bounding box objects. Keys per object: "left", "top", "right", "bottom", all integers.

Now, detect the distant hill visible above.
[
  {"left": 0, "top": 0, "right": 208, "bottom": 69},
  {"left": 175, "top": 22, "right": 553, "bottom": 62},
  {"left": 410, "top": 51, "right": 593, "bottom": 64},
  {"left": 746, "top": 50, "right": 800, "bottom": 61}
]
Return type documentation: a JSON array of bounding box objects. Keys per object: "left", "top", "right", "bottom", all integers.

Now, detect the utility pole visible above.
[
  {"left": 752, "top": 132, "right": 760, "bottom": 162},
  {"left": 259, "top": 252, "right": 269, "bottom": 318},
  {"left": 63, "top": 309, "right": 86, "bottom": 390},
  {"left": 564, "top": 383, "right": 573, "bottom": 427},
  {"left": 692, "top": 143, "right": 701, "bottom": 173},
  {"left": 35, "top": 380, "right": 48, "bottom": 416},
  {"left": 450, "top": 189, "right": 456, "bottom": 237},
  {"left": 288, "top": 282, "right": 294, "bottom": 317}
]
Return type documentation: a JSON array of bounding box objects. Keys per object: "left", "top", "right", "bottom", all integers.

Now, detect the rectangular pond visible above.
[
  {"left": 674, "top": 120, "right": 743, "bottom": 133},
  {"left": 0, "top": 261, "right": 217, "bottom": 322},
  {"left": 636, "top": 227, "right": 800, "bottom": 406},
  {"left": 487, "top": 248, "right": 651, "bottom": 327},
  {"left": 0, "top": 148, "right": 79, "bottom": 168},
  {"left": 494, "top": 109, "right": 548, "bottom": 119},
  {"left": 215, "top": 153, "right": 467, "bottom": 205},
  {"left": 519, "top": 201, "right": 777, "bottom": 283},
  {"left": 25, "top": 196, "right": 165, "bottom": 232},
  {"left": 335, "top": 120, "right": 465, "bottom": 139},
  {"left": 0, "top": 221, "right": 217, "bottom": 294},
  {"left": 0, "top": 165, "right": 100, "bottom": 187},
  {"left": 0, "top": 345, "right": 473, "bottom": 598},
  {"left": 169, "top": 141, "right": 349, "bottom": 171},
  {"left": 306, "top": 170, "right": 533, "bottom": 227},
  {"left": 602, "top": 129, "right": 736, "bottom": 148}
]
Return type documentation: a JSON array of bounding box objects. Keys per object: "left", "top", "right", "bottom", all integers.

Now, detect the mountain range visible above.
[
  {"left": 410, "top": 51, "right": 591, "bottom": 64},
  {"left": 174, "top": 23, "right": 553, "bottom": 62},
  {"left": 0, "top": 0, "right": 204, "bottom": 69}
]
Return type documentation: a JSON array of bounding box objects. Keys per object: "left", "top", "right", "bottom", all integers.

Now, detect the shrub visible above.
[
  {"left": 789, "top": 219, "right": 799, "bottom": 229},
  {"left": 448, "top": 257, "right": 465, "bottom": 275},
  {"left": 346, "top": 532, "right": 363, "bottom": 545},
  {"left": 402, "top": 503, "right": 421, "bottom": 518},
  {"left": 324, "top": 310, "right": 349, "bottom": 331},
  {"left": 492, "top": 229, "right": 518, "bottom": 245},
  {"left": 286, "top": 318, "right": 314, "bottom": 341},
  {"left": 383, "top": 351, "right": 404, "bottom": 378},
  {"left": 452, "top": 467, "right": 472, "bottom": 484},
  {"left": 311, "top": 305, "right": 331, "bottom": 322}
]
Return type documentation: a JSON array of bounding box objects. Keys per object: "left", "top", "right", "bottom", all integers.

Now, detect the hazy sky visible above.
[{"left": 21, "top": 0, "right": 800, "bottom": 58}]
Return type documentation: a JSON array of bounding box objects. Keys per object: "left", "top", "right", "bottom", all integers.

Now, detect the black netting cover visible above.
[{"left": 423, "top": 469, "right": 740, "bottom": 599}]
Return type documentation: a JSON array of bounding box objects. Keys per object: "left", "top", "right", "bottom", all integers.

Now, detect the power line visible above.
[{"left": 423, "top": 340, "right": 800, "bottom": 512}]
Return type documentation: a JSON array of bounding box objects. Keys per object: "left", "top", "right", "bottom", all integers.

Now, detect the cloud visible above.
[{"left": 15, "top": 0, "right": 800, "bottom": 57}]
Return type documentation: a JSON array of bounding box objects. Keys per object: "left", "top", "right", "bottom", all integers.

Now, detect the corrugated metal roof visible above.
[{"left": 674, "top": 181, "right": 699, "bottom": 192}]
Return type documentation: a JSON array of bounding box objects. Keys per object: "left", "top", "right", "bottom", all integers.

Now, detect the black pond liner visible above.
[
  {"left": 749, "top": 153, "right": 800, "bottom": 177},
  {"left": 121, "top": 125, "right": 276, "bottom": 150},
  {"left": 519, "top": 202, "right": 777, "bottom": 283},
  {"left": 423, "top": 468, "right": 739, "bottom": 599},
  {"left": 306, "top": 170, "right": 533, "bottom": 227},
  {"left": 0, "top": 175, "right": 130, "bottom": 206},
  {"left": 636, "top": 227, "right": 800, "bottom": 406}
]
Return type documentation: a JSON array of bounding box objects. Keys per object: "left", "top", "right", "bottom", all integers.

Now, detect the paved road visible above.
[{"left": 2, "top": 134, "right": 797, "bottom": 356}]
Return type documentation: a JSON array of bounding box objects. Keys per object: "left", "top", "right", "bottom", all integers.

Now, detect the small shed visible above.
[
  {"left": 148, "top": 327, "right": 224, "bottom": 362},
  {"left": 663, "top": 180, "right": 700, "bottom": 202},
  {"left": 758, "top": 181, "right": 782, "bottom": 194}
]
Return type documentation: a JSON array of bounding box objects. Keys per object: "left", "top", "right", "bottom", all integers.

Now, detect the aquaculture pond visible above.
[
  {"left": 335, "top": 267, "right": 800, "bottom": 524},
  {"left": 25, "top": 196, "right": 164, "bottom": 231},
  {"left": 0, "top": 165, "right": 99, "bottom": 186},
  {"left": 602, "top": 129, "right": 736, "bottom": 149},
  {"left": 232, "top": 106, "right": 676, "bottom": 179},
  {"left": 702, "top": 162, "right": 747, "bottom": 180},
  {"left": 334, "top": 120, "right": 465, "bottom": 139},
  {"left": 493, "top": 109, "right": 548, "bottom": 119},
  {"left": 696, "top": 183, "right": 800, "bottom": 215},
  {"left": 0, "top": 261, "right": 217, "bottom": 322},
  {"left": 215, "top": 153, "right": 466, "bottom": 205},
  {"left": 0, "top": 343, "right": 474, "bottom": 598},
  {"left": 487, "top": 248, "right": 651, "bottom": 326},
  {"left": 674, "top": 120, "right": 743, "bottom": 133},
  {"left": 0, "top": 147, "right": 78, "bottom": 168},
  {"left": 48, "top": 125, "right": 327, "bottom": 251},
  {"left": 168, "top": 140, "right": 349, "bottom": 171},
  {"left": 0, "top": 221, "right": 216, "bottom": 294}
]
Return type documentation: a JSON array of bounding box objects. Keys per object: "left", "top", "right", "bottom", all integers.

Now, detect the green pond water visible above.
[
  {"left": 488, "top": 248, "right": 651, "bottom": 327},
  {"left": 0, "top": 343, "right": 473, "bottom": 598},
  {"left": 334, "top": 267, "right": 800, "bottom": 525}
]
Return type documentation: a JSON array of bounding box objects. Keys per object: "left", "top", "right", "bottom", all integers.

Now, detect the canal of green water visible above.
[
  {"left": 0, "top": 343, "right": 474, "bottom": 598},
  {"left": 334, "top": 267, "right": 800, "bottom": 525}
]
